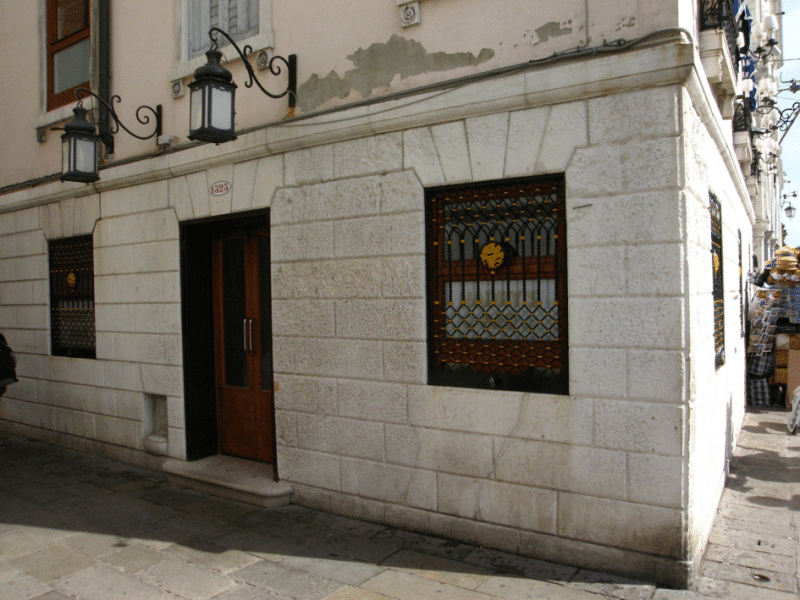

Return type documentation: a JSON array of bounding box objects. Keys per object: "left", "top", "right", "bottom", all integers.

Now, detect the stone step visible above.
[{"left": 162, "top": 454, "right": 292, "bottom": 509}]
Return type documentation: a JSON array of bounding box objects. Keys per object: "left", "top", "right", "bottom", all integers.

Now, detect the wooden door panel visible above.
[
  {"left": 212, "top": 224, "right": 274, "bottom": 463},
  {"left": 217, "top": 387, "right": 257, "bottom": 457}
]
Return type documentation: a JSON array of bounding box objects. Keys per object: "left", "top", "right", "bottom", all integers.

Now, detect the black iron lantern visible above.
[
  {"left": 61, "top": 106, "right": 99, "bottom": 183},
  {"left": 188, "top": 48, "right": 237, "bottom": 144},
  {"left": 783, "top": 192, "right": 798, "bottom": 219}
]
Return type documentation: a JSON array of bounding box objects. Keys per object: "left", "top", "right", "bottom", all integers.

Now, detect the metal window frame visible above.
[
  {"left": 49, "top": 235, "right": 96, "bottom": 359},
  {"left": 425, "top": 175, "right": 568, "bottom": 394},
  {"left": 699, "top": 0, "right": 740, "bottom": 73},
  {"left": 710, "top": 193, "right": 725, "bottom": 368}
]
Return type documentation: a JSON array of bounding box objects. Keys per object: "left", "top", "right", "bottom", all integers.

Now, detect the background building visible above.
[{"left": 0, "top": 0, "right": 785, "bottom": 588}]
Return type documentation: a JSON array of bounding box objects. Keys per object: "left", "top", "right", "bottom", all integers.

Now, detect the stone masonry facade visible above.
[{"left": 0, "top": 65, "right": 750, "bottom": 586}]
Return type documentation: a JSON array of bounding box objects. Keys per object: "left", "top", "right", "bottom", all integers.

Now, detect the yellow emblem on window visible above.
[
  {"left": 480, "top": 242, "right": 505, "bottom": 270},
  {"left": 67, "top": 272, "right": 77, "bottom": 289}
]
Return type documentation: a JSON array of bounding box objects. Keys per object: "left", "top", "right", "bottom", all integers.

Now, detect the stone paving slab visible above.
[
  {"left": 382, "top": 548, "right": 493, "bottom": 590},
  {"left": 702, "top": 544, "right": 796, "bottom": 574},
  {"left": 693, "top": 575, "right": 799, "bottom": 599},
  {"left": 101, "top": 543, "right": 170, "bottom": 573},
  {"left": 54, "top": 564, "right": 178, "bottom": 600},
  {"left": 363, "top": 570, "right": 493, "bottom": 600},
  {"left": 700, "top": 559, "right": 797, "bottom": 593},
  {"left": 163, "top": 538, "right": 262, "bottom": 574},
  {"left": 0, "top": 409, "right": 798, "bottom": 600},
  {"left": 322, "top": 587, "right": 393, "bottom": 600},
  {"left": 140, "top": 558, "right": 237, "bottom": 600},
  {"left": 251, "top": 567, "right": 346, "bottom": 600},
  {"left": 8, "top": 543, "right": 97, "bottom": 581},
  {"left": 0, "top": 563, "right": 53, "bottom": 600},
  {"left": 477, "top": 574, "right": 605, "bottom": 600},
  {"left": 565, "top": 569, "right": 657, "bottom": 600}
]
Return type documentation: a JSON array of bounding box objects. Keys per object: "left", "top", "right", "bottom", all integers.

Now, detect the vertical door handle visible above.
[{"left": 248, "top": 318, "right": 254, "bottom": 352}]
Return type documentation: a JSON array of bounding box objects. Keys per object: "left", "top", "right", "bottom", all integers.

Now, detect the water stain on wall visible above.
[{"left": 297, "top": 35, "right": 494, "bottom": 112}]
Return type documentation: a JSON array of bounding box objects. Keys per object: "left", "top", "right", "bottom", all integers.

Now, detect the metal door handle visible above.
[{"left": 248, "top": 319, "right": 254, "bottom": 352}]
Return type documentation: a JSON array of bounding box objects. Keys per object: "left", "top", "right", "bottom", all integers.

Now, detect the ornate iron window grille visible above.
[
  {"left": 739, "top": 229, "right": 744, "bottom": 338},
  {"left": 733, "top": 101, "right": 752, "bottom": 134},
  {"left": 700, "top": 0, "right": 739, "bottom": 72},
  {"left": 49, "top": 235, "right": 96, "bottom": 359},
  {"left": 426, "top": 176, "right": 568, "bottom": 394},
  {"left": 710, "top": 194, "right": 725, "bottom": 368}
]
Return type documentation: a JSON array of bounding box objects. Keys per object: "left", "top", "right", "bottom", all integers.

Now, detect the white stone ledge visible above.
[{"left": 0, "top": 40, "right": 696, "bottom": 213}]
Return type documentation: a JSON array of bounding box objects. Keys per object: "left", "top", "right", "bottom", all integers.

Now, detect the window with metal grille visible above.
[
  {"left": 426, "top": 176, "right": 568, "bottom": 394},
  {"left": 738, "top": 229, "right": 744, "bottom": 338},
  {"left": 49, "top": 235, "right": 96, "bottom": 359},
  {"left": 710, "top": 194, "right": 724, "bottom": 368}
]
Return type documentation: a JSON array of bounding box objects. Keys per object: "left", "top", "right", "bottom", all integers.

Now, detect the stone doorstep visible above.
[{"left": 162, "top": 455, "right": 292, "bottom": 509}]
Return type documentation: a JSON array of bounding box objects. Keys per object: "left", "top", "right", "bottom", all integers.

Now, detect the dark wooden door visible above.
[{"left": 212, "top": 225, "right": 274, "bottom": 462}]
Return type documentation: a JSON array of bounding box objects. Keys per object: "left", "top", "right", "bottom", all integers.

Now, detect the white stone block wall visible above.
[
  {"left": 680, "top": 88, "right": 749, "bottom": 560},
  {"left": 0, "top": 77, "right": 751, "bottom": 584},
  {"left": 270, "top": 85, "right": 704, "bottom": 582},
  {"left": 0, "top": 185, "right": 186, "bottom": 464}
]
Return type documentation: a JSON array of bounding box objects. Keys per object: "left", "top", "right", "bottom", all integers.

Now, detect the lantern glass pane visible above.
[
  {"left": 190, "top": 86, "right": 204, "bottom": 132},
  {"left": 75, "top": 137, "right": 96, "bottom": 174},
  {"left": 211, "top": 85, "right": 233, "bottom": 131},
  {"left": 62, "top": 137, "right": 72, "bottom": 174}
]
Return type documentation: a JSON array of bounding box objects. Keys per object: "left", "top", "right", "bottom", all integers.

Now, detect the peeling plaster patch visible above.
[
  {"left": 297, "top": 35, "right": 494, "bottom": 112},
  {"left": 533, "top": 21, "right": 573, "bottom": 45}
]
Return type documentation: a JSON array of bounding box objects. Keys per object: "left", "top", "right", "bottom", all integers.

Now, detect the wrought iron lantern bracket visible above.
[
  {"left": 72, "top": 88, "right": 162, "bottom": 143},
  {"left": 753, "top": 100, "right": 800, "bottom": 137},
  {"left": 206, "top": 27, "right": 296, "bottom": 108},
  {"left": 58, "top": 89, "right": 162, "bottom": 183}
]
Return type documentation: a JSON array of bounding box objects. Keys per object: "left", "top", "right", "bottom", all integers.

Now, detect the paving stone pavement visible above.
[{"left": 0, "top": 407, "right": 797, "bottom": 600}]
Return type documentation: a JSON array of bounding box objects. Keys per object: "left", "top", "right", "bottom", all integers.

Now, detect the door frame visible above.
[{"left": 179, "top": 209, "right": 279, "bottom": 478}]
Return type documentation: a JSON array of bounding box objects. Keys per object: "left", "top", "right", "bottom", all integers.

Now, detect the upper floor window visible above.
[
  {"left": 47, "top": 0, "right": 91, "bottom": 111},
  {"left": 426, "top": 176, "right": 568, "bottom": 394},
  {"left": 49, "top": 235, "right": 96, "bottom": 359},
  {"left": 188, "top": 0, "right": 260, "bottom": 60},
  {"left": 171, "top": 0, "right": 273, "bottom": 86}
]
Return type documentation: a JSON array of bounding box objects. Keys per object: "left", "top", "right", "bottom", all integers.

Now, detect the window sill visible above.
[{"left": 36, "top": 97, "right": 97, "bottom": 143}]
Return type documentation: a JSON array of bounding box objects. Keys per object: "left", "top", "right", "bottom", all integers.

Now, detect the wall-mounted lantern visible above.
[
  {"left": 783, "top": 191, "right": 797, "bottom": 219},
  {"left": 188, "top": 27, "right": 296, "bottom": 145},
  {"left": 188, "top": 48, "right": 237, "bottom": 144},
  {"left": 60, "top": 89, "right": 162, "bottom": 183},
  {"left": 61, "top": 106, "right": 100, "bottom": 183}
]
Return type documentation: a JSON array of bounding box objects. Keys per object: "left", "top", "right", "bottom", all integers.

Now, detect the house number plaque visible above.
[{"left": 209, "top": 181, "right": 231, "bottom": 196}]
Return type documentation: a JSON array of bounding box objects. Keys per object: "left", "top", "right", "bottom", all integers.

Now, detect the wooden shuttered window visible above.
[
  {"left": 47, "top": 0, "right": 91, "bottom": 111},
  {"left": 188, "top": 0, "right": 259, "bottom": 60}
]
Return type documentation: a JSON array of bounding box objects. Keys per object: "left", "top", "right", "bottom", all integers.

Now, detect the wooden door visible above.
[{"left": 212, "top": 225, "right": 274, "bottom": 462}]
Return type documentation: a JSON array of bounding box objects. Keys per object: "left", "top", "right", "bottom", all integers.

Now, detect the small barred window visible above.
[
  {"left": 49, "top": 235, "right": 96, "bottom": 358},
  {"left": 710, "top": 194, "right": 724, "bottom": 368},
  {"left": 426, "top": 176, "right": 568, "bottom": 394}
]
